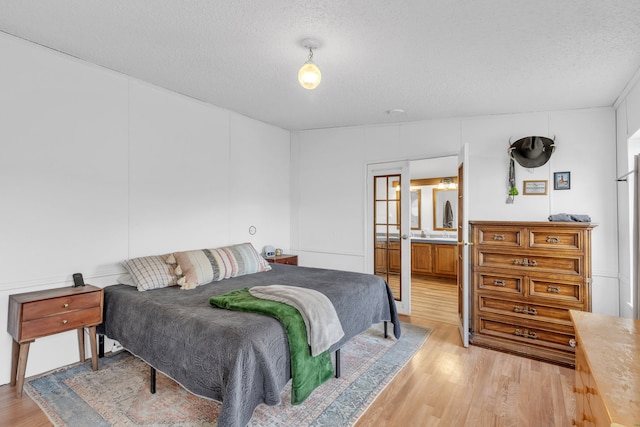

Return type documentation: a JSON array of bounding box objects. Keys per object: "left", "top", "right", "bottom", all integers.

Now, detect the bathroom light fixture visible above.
[
  {"left": 438, "top": 177, "right": 457, "bottom": 189},
  {"left": 298, "top": 38, "right": 321, "bottom": 90}
]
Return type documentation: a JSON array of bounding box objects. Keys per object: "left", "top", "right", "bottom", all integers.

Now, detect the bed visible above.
[{"left": 99, "top": 262, "right": 400, "bottom": 427}]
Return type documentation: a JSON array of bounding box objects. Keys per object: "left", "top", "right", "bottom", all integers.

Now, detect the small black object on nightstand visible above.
[{"left": 72, "top": 272, "right": 85, "bottom": 287}]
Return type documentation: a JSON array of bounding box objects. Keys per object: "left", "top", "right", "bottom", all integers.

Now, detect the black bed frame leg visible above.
[
  {"left": 98, "top": 335, "right": 104, "bottom": 358},
  {"left": 150, "top": 366, "right": 156, "bottom": 394},
  {"left": 335, "top": 349, "right": 341, "bottom": 378},
  {"left": 384, "top": 321, "right": 388, "bottom": 338}
]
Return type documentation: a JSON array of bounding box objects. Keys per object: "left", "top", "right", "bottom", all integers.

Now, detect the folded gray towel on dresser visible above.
[{"left": 548, "top": 213, "right": 591, "bottom": 222}]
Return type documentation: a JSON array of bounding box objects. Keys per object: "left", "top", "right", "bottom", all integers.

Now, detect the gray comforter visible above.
[{"left": 100, "top": 263, "right": 400, "bottom": 427}]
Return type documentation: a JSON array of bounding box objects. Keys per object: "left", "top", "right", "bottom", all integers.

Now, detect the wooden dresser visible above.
[
  {"left": 570, "top": 310, "right": 639, "bottom": 427},
  {"left": 469, "top": 221, "right": 594, "bottom": 367}
]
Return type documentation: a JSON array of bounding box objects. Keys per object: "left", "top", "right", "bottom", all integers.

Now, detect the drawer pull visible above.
[
  {"left": 63, "top": 303, "right": 69, "bottom": 308},
  {"left": 547, "top": 285, "right": 560, "bottom": 293},
  {"left": 514, "top": 328, "right": 537, "bottom": 339},
  {"left": 546, "top": 236, "right": 560, "bottom": 243},
  {"left": 492, "top": 234, "right": 505, "bottom": 241},
  {"left": 513, "top": 258, "right": 537, "bottom": 267},
  {"left": 569, "top": 338, "right": 576, "bottom": 348},
  {"left": 493, "top": 280, "right": 506, "bottom": 287},
  {"left": 62, "top": 319, "right": 68, "bottom": 325},
  {"left": 513, "top": 305, "right": 537, "bottom": 315}
]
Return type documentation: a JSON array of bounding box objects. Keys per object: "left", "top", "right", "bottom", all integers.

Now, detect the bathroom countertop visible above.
[{"left": 410, "top": 237, "right": 457, "bottom": 244}]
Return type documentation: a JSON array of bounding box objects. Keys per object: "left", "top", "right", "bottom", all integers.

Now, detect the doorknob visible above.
[{"left": 401, "top": 234, "right": 409, "bottom": 240}]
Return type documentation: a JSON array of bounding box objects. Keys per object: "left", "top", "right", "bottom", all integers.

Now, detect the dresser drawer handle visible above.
[
  {"left": 63, "top": 303, "right": 69, "bottom": 308},
  {"left": 569, "top": 338, "right": 576, "bottom": 348},
  {"left": 492, "top": 234, "right": 505, "bottom": 241},
  {"left": 547, "top": 285, "right": 560, "bottom": 293},
  {"left": 513, "top": 258, "right": 537, "bottom": 267},
  {"left": 513, "top": 305, "right": 537, "bottom": 315},
  {"left": 493, "top": 280, "right": 506, "bottom": 287},
  {"left": 62, "top": 319, "right": 68, "bottom": 325},
  {"left": 514, "top": 328, "right": 537, "bottom": 339},
  {"left": 546, "top": 236, "right": 560, "bottom": 243}
]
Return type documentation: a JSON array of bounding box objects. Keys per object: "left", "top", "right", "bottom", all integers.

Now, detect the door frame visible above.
[
  {"left": 457, "top": 144, "right": 470, "bottom": 347},
  {"left": 365, "top": 153, "right": 467, "bottom": 319},
  {"left": 366, "top": 161, "right": 412, "bottom": 314}
]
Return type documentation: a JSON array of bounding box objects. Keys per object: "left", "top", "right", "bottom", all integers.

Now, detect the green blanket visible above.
[{"left": 209, "top": 288, "right": 333, "bottom": 404}]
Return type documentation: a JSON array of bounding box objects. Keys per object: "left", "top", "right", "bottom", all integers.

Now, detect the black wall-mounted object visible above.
[{"left": 72, "top": 272, "right": 85, "bottom": 287}]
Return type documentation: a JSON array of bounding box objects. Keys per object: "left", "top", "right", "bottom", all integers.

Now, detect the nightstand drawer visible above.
[
  {"left": 278, "top": 256, "right": 297, "bottom": 265},
  {"left": 22, "top": 292, "right": 102, "bottom": 321},
  {"left": 21, "top": 306, "right": 102, "bottom": 341},
  {"left": 266, "top": 255, "right": 298, "bottom": 265}
]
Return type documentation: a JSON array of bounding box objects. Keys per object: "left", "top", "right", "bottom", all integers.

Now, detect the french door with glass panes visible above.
[{"left": 369, "top": 162, "right": 411, "bottom": 314}]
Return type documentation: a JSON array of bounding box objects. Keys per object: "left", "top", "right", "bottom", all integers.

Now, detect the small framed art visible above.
[
  {"left": 554, "top": 172, "right": 571, "bottom": 190},
  {"left": 523, "top": 180, "right": 548, "bottom": 195}
]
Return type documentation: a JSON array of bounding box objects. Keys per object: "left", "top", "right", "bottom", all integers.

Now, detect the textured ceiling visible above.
[{"left": 1, "top": 1, "right": 639, "bottom": 131}]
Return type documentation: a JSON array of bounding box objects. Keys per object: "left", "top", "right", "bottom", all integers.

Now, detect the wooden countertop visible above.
[{"left": 570, "top": 310, "right": 640, "bottom": 426}]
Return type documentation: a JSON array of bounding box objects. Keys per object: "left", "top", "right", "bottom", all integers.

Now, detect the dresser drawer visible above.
[
  {"left": 22, "top": 292, "right": 102, "bottom": 321},
  {"left": 529, "top": 227, "right": 583, "bottom": 251},
  {"left": 529, "top": 276, "right": 583, "bottom": 303},
  {"left": 476, "top": 250, "right": 583, "bottom": 275},
  {"left": 476, "top": 272, "right": 523, "bottom": 295},
  {"left": 475, "top": 227, "right": 523, "bottom": 248},
  {"left": 478, "top": 295, "right": 572, "bottom": 325},
  {"left": 21, "top": 306, "right": 103, "bottom": 341},
  {"left": 476, "top": 315, "right": 575, "bottom": 351}
]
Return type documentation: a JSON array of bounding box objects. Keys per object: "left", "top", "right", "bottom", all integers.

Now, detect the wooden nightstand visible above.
[
  {"left": 265, "top": 254, "right": 298, "bottom": 266},
  {"left": 7, "top": 284, "right": 103, "bottom": 397}
]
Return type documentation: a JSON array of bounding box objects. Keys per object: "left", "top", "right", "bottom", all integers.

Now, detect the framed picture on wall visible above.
[
  {"left": 554, "top": 172, "right": 571, "bottom": 190},
  {"left": 523, "top": 180, "right": 548, "bottom": 195}
]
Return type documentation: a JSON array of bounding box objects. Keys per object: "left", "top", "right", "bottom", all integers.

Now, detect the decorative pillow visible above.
[
  {"left": 123, "top": 254, "right": 179, "bottom": 291},
  {"left": 170, "top": 243, "right": 271, "bottom": 290},
  {"left": 116, "top": 273, "right": 137, "bottom": 287}
]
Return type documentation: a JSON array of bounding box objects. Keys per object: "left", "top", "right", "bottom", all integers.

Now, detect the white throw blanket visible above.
[{"left": 249, "top": 285, "right": 345, "bottom": 357}]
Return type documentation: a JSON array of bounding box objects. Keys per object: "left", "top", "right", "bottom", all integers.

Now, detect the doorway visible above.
[
  {"left": 407, "top": 156, "right": 459, "bottom": 324},
  {"left": 367, "top": 156, "right": 459, "bottom": 321}
]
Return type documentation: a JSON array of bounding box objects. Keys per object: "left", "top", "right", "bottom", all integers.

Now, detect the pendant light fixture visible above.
[{"left": 298, "top": 38, "right": 321, "bottom": 90}]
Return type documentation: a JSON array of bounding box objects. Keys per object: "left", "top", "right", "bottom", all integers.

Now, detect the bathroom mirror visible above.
[
  {"left": 433, "top": 188, "right": 457, "bottom": 231},
  {"left": 410, "top": 189, "right": 421, "bottom": 230}
]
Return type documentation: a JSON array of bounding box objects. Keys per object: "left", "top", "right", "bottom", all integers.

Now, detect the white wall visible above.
[
  {"left": 291, "top": 108, "right": 619, "bottom": 316},
  {"left": 0, "top": 33, "right": 290, "bottom": 385}
]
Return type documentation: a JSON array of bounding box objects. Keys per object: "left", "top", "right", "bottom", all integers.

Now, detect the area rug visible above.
[{"left": 25, "top": 322, "right": 431, "bottom": 427}]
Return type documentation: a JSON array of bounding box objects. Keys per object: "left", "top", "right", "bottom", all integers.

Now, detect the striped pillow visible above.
[
  {"left": 170, "top": 243, "right": 271, "bottom": 290},
  {"left": 123, "top": 255, "right": 179, "bottom": 291}
]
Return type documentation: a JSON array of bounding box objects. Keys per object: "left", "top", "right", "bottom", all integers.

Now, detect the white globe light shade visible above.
[{"left": 298, "top": 61, "right": 322, "bottom": 90}]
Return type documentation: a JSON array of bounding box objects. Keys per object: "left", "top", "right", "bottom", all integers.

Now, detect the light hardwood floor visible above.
[
  {"left": 0, "top": 276, "right": 575, "bottom": 427},
  {"left": 358, "top": 275, "right": 575, "bottom": 426}
]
